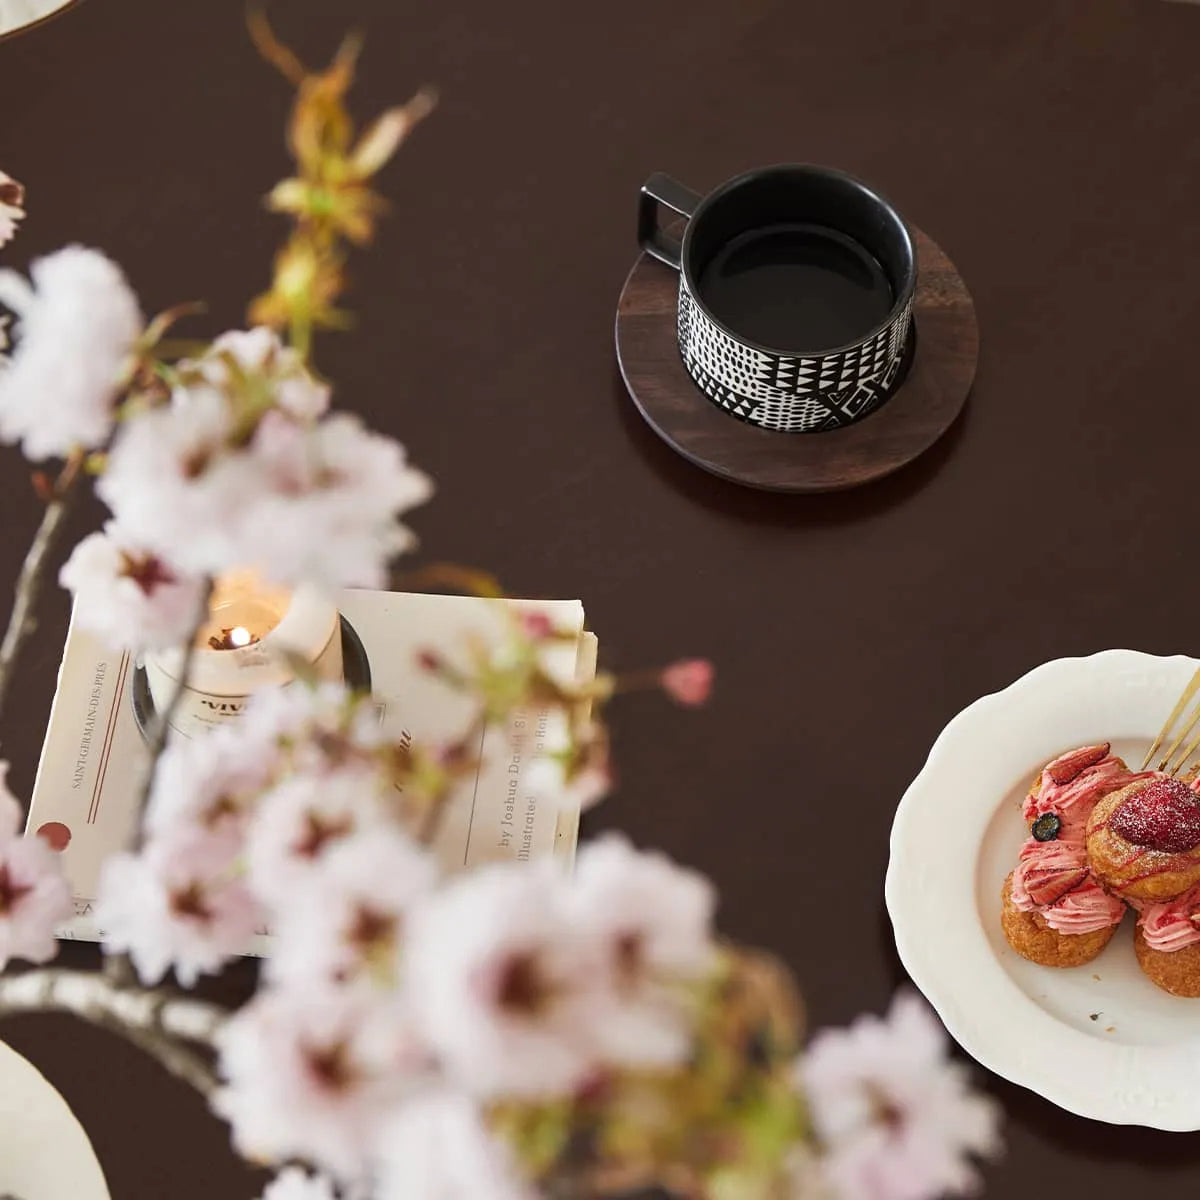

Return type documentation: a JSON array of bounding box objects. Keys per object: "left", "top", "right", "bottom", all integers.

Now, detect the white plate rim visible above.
[{"left": 885, "top": 649, "right": 1200, "bottom": 1130}]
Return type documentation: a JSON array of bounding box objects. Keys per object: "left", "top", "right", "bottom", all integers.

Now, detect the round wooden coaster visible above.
[{"left": 614, "top": 225, "right": 978, "bottom": 492}]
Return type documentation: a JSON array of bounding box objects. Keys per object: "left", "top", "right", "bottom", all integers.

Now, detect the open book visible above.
[{"left": 26, "top": 589, "right": 595, "bottom": 944}]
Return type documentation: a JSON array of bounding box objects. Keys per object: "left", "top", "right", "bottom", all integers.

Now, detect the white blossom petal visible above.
[
  {"left": 799, "top": 991, "right": 1002, "bottom": 1200},
  {"left": 259, "top": 1167, "right": 340, "bottom": 1200},
  {"left": 0, "top": 834, "right": 71, "bottom": 967},
  {"left": 96, "top": 829, "right": 262, "bottom": 986},
  {"left": 0, "top": 246, "right": 141, "bottom": 459},
  {"left": 268, "top": 828, "right": 436, "bottom": 989},
  {"left": 375, "top": 1092, "right": 533, "bottom": 1200},
  {"left": 98, "top": 329, "right": 430, "bottom": 588},
  {"left": 404, "top": 860, "right": 602, "bottom": 1098},
  {"left": 569, "top": 834, "right": 716, "bottom": 1069},
  {"left": 215, "top": 985, "right": 427, "bottom": 1181},
  {"left": 59, "top": 525, "right": 207, "bottom": 652}
]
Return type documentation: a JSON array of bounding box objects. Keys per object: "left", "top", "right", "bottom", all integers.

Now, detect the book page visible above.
[{"left": 27, "top": 590, "right": 592, "bottom": 943}]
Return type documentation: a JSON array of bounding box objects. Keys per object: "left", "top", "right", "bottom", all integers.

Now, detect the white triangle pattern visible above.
[{"left": 675, "top": 280, "right": 913, "bottom": 431}]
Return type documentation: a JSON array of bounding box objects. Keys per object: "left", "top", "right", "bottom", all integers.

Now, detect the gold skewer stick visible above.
[{"left": 1144, "top": 664, "right": 1200, "bottom": 770}]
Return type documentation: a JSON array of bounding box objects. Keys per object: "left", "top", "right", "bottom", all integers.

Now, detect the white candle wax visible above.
[{"left": 144, "top": 570, "right": 343, "bottom": 738}]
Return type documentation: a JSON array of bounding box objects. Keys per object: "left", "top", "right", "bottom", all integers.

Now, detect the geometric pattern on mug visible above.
[{"left": 678, "top": 280, "right": 913, "bottom": 432}]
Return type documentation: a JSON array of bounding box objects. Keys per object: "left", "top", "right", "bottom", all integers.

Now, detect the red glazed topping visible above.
[
  {"left": 1110, "top": 777, "right": 1200, "bottom": 854},
  {"left": 1046, "top": 742, "right": 1111, "bottom": 786}
]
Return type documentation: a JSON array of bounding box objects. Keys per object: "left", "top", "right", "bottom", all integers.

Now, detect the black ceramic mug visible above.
[{"left": 637, "top": 165, "right": 916, "bottom": 433}]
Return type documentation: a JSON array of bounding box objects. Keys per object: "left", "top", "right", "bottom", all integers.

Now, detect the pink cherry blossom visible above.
[
  {"left": 0, "top": 833, "right": 71, "bottom": 967},
  {"left": 98, "top": 384, "right": 246, "bottom": 567},
  {"left": 0, "top": 171, "right": 24, "bottom": 248},
  {"left": 570, "top": 834, "right": 716, "bottom": 1068},
  {"left": 799, "top": 991, "right": 1001, "bottom": 1200},
  {"left": 144, "top": 719, "right": 276, "bottom": 842},
  {"left": 375, "top": 1092, "right": 534, "bottom": 1200},
  {"left": 59, "top": 524, "right": 207, "bottom": 652},
  {"left": 98, "top": 333, "right": 431, "bottom": 588},
  {"left": 404, "top": 860, "right": 602, "bottom": 1098},
  {"left": 259, "top": 1168, "right": 340, "bottom": 1200},
  {"left": 96, "top": 829, "right": 262, "bottom": 986},
  {"left": 268, "top": 828, "right": 436, "bottom": 989},
  {"left": 245, "top": 411, "right": 432, "bottom": 588},
  {"left": 215, "top": 985, "right": 428, "bottom": 1181},
  {"left": 246, "top": 768, "right": 393, "bottom": 909},
  {"left": 660, "top": 658, "right": 714, "bottom": 707},
  {"left": 0, "top": 246, "right": 142, "bottom": 460}
]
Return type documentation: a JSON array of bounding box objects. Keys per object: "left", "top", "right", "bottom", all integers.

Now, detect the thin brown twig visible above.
[
  {"left": 134, "top": 579, "right": 213, "bottom": 824},
  {"left": 0, "top": 463, "right": 83, "bottom": 732},
  {"left": 117, "top": 1022, "right": 220, "bottom": 1098}
]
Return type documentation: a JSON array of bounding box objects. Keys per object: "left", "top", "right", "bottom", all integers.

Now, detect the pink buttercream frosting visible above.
[
  {"left": 1022, "top": 746, "right": 1149, "bottom": 845},
  {"left": 1011, "top": 744, "right": 1134, "bottom": 934},
  {"left": 1137, "top": 885, "right": 1200, "bottom": 952},
  {"left": 1039, "top": 879, "right": 1126, "bottom": 934},
  {"left": 1012, "top": 841, "right": 1126, "bottom": 932}
]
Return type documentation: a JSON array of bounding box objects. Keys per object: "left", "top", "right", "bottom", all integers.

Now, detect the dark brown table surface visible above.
[{"left": 3, "top": 0, "right": 1200, "bottom": 1195}]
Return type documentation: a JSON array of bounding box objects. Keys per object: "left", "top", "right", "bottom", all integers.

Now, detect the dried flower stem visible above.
[
  {"left": 0, "top": 969, "right": 226, "bottom": 1095},
  {"left": 0, "top": 463, "right": 83, "bottom": 732}
]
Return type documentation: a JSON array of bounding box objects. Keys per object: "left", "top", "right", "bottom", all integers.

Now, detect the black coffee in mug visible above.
[
  {"left": 637, "top": 165, "right": 915, "bottom": 433},
  {"left": 697, "top": 223, "right": 894, "bottom": 351}
]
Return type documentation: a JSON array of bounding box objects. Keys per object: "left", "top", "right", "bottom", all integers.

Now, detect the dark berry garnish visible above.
[
  {"left": 1111, "top": 778, "right": 1200, "bottom": 854},
  {"left": 1032, "top": 813, "right": 1061, "bottom": 842}
]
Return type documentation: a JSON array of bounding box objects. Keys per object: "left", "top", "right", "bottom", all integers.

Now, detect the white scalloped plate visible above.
[
  {"left": 0, "top": 1038, "right": 110, "bottom": 1197},
  {"left": 886, "top": 650, "right": 1200, "bottom": 1130}
]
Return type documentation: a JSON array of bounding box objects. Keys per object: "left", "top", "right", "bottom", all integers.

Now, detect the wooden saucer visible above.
[{"left": 614, "top": 225, "right": 978, "bottom": 492}]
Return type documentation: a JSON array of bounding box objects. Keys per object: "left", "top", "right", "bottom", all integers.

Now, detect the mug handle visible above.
[{"left": 638, "top": 173, "right": 702, "bottom": 269}]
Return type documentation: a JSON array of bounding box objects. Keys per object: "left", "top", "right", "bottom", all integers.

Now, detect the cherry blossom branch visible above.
[
  {"left": 0, "top": 969, "right": 226, "bottom": 1095},
  {"left": 0, "top": 464, "right": 83, "bottom": 730},
  {"left": 134, "top": 579, "right": 214, "bottom": 823}
]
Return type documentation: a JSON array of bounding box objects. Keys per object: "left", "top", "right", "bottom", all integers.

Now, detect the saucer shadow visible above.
[{"left": 612, "top": 364, "right": 970, "bottom": 529}]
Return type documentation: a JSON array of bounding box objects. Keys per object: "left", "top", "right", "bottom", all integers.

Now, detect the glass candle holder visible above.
[{"left": 144, "top": 569, "right": 343, "bottom": 738}]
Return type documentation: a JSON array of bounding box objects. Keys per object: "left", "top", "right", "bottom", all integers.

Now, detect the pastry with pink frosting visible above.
[
  {"left": 1001, "top": 744, "right": 1132, "bottom": 967},
  {"left": 1086, "top": 774, "right": 1200, "bottom": 903},
  {"left": 1133, "top": 885, "right": 1200, "bottom": 996}
]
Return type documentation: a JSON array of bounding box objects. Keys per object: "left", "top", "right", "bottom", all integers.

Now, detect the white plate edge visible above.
[{"left": 885, "top": 649, "right": 1200, "bottom": 1130}]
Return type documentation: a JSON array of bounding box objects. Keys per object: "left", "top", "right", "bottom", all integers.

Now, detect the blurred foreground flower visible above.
[
  {"left": 0, "top": 171, "right": 24, "bottom": 248},
  {"left": 799, "top": 991, "right": 1001, "bottom": 1200},
  {"left": 260, "top": 1168, "right": 339, "bottom": 1200},
  {"left": 0, "top": 246, "right": 142, "bottom": 459},
  {"left": 662, "top": 657, "right": 715, "bottom": 706},
  {"left": 0, "top": 764, "right": 70, "bottom": 969},
  {"left": 97, "top": 326, "right": 431, "bottom": 588},
  {"left": 59, "top": 522, "right": 208, "bottom": 652}
]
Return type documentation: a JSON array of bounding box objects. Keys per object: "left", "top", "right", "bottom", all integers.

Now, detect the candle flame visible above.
[{"left": 229, "top": 626, "right": 253, "bottom": 648}]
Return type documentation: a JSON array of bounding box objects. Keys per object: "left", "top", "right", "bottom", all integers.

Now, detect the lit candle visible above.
[{"left": 144, "top": 569, "right": 343, "bottom": 738}]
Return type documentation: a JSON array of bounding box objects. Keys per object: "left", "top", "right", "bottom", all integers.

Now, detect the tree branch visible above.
[
  {"left": 0, "top": 969, "right": 228, "bottom": 1096},
  {"left": 134, "top": 579, "right": 213, "bottom": 824}
]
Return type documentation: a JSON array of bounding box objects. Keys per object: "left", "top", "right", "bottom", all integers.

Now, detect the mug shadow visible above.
[
  {"left": 611, "top": 364, "right": 970, "bottom": 528},
  {"left": 874, "top": 901, "right": 1200, "bottom": 1169}
]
